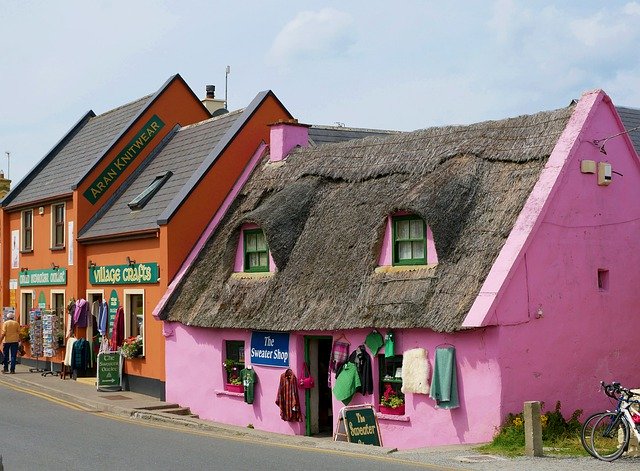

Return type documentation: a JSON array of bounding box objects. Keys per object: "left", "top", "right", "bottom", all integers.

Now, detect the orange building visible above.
[{"left": 0, "top": 74, "right": 292, "bottom": 398}]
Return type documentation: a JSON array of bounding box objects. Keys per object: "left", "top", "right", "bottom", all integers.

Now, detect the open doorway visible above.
[{"left": 305, "top": 336, "right": 333, "bottom": 437}]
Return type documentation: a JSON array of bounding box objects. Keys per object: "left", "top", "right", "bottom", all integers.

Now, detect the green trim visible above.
[
  {"left": 304, "top": 337, "right": 311, "bottom": 436},
  {"left": 243, "top": 229, "right": 269, "bottom": 272},
  {"left": 392, "top": 215, "right": 427, "bottom": 266}
]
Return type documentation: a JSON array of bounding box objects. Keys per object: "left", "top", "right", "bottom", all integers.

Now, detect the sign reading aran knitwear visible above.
[
  {"left": 83, "top": 115, "right": 165, "bottom": 204},
  {"left": 18, "top": 268, "right": 67, "bottom": 286},
  {"left": 250, "top": 331, "right": 290, "bottom": 367},
  {"left": 89, "top": 263, "right": 159, "bottom": 285}
]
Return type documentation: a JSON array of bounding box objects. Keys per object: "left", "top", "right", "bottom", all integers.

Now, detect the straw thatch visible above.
[{"left": 160, "top": 105, "right": 575, "bottom": 332}]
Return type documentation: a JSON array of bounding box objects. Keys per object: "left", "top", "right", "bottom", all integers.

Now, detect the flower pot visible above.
[
  {"left": 379, "top": 404, "right": 405, "bottom": 415},
  {"left": 224, "top": 383, "right": 244, "bottom": 393}
]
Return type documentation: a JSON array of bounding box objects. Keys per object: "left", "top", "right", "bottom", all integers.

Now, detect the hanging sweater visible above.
[
  {"left": 98, "top": 301, "right": 108, "bottom": 336},
  {"left": 337, "top": 345, "right": 373, "bottom": 395},
  {"left": 73, "top": 299, "right": 89, "bottom": 328},
  {"left": 275, "top": 369, "right": 302, "bottom": 422},
  {"left": 109, "top": 307, "right": 124, "bottom": 352}
]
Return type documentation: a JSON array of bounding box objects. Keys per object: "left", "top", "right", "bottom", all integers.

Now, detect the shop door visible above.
[{"left": 305, "top": 336, "right": 333, "bottom": 436}]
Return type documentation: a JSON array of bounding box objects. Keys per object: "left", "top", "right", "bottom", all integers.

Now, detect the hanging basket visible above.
[{"left": 379, "top": 404, "right": 405, "bottom": 415}]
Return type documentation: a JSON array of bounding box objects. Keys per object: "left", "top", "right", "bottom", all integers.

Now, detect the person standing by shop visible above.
[{"left": 0, "top": 312, "right": 20, "bottom": 374}]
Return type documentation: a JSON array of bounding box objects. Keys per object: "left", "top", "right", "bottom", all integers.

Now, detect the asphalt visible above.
[{"left": 3, "top": 363, "right": 640, "bottom": 470}]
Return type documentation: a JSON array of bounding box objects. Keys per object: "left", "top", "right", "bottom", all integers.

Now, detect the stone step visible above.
[
  {"left": 135, "top": 403, "right": 181, "bottom": 411},
  {"left": 163, "top": 407, "right": 193, "bottom": 416}
]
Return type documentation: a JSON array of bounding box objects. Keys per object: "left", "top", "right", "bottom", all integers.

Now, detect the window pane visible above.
[
  {"left": 259, "top": 252, "right": 268, "bottom": 267},
  {"left": 412, "top": 241, "right": 425, "bottom": 259},
  {"left": 249, "top": 253, "right": 259, "bottom": 268},
  {"left": 396, "top": 220, "right": 410, "bottom": 240},
  {"left": 246, "top": 233, "right": 257, "bottom": 251},
  {"left": 410, "top": 220, "right": 424, "bottom": 239},
  {"left": 398, "top": 241, "right": 412, "bottom": 260},
  {"left": 256, "top": 232, "right": 266, "bottom": 251}
]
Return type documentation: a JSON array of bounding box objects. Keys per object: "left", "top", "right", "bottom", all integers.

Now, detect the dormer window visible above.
[
  {"left": 128, "top": 171, "right": 173, "bottom": 211},
  {"left": 393, "top": 215, "right": 426, "bottom": 265},
  {"left": 244, "top": 229, "right": 269, "bottom": 272}
]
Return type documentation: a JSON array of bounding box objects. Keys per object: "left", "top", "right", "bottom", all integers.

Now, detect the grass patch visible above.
[{"left": 476, "top": 401, "right": 590, "bottom": 457}]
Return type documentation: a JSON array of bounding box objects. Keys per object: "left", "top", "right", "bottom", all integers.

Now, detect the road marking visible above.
[{"left": 0, "top": 379, "right": 96, "bottom": 412}]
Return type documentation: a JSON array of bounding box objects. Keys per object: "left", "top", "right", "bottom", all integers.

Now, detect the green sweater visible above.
[
  {"left": 333, "top": 362, "right": 361, "bottom": 405},
  {"left": 240, "top": 368, "right": 257, "bottom": 404}
]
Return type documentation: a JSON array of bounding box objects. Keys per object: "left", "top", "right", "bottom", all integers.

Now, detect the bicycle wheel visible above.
[
  {"left": 581, "top": 412, "right": 607, "bottom": 457},
  {"left": 590, "top": 411, "right": 629, "bottom": 461}
]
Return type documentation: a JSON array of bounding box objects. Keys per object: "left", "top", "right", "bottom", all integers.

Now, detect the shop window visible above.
[
  {"left": 124, "top": 291, "right": 144, "bottom": 356},
  {"left": 378, "top": 354, "right": 404, "bottom": 412},
  {"left": 51, "top": 291, "right": 65, "bottom": 345},
  {"left": 244, "top": 229, "right": 269, "bottom": 272},
  {"left": 21, "top": 209, "right": 33, "bottom": 252},
  {"left": 224, "top": 340, "right": 245, "bottom": 384},
  {"left": 51, "top": 203, "right": 65, "bottom": 249},
  {"left": 128, "top": 171, "right": 173, "bottom": 210},
  {"left": 21, "top": 291, "right": 33, "bottom": 325},
  {"left": 392, "top": 215, "right": 426, "bottom": 265}
]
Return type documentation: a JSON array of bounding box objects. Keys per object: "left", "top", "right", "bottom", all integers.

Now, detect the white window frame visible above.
[
  {"left": 50, "top": 202, "right": 66, "bottom": 249},
  {"left": 21, "top": 209, "right": 34, "bottom": 252},
  {"left": 50, "top": 289, "right": 66, "bottom": 341},
  {"left": 20, "top": 289, "right": 35, "bottom": 325},
  {"left": 124, "top": 289, "right": 145, "bottom": 356}
]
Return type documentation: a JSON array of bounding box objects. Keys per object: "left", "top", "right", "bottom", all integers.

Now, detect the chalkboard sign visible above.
[
  {"left": 335, "top": 405, "right": 382, "bottom": 446},
  {"left": 97, "top": 352, "right": 122, "bottom": 391}
]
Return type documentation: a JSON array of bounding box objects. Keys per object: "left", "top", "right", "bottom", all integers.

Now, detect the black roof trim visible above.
[
  {"left": 2, "top": 111, "right": 96, "bottom": 208},
  {"left": 156, "top": 90, "right": 292, "bottom": 225},
  {"left": 72, "top": 73, "right": 209, "bottom": 190}
]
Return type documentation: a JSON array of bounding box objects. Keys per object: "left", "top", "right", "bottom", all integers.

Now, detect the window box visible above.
[
  {"left": 224, "top": 383, "right": 244, "bottom": 393},
  {"left": 379, "top": 404, "right": 405, "bottom": 415}
]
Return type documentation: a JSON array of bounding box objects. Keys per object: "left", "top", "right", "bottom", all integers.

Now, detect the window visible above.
[
  {"left": 224, "top": 340, "right": 245, "bottom": 384},
  {"left": 51, "top": 203, "right": 65, "bottom": 248},
  {"left": 20, "top": 291, "right": 33, "bottom": 325},
  {"left": 378, "top": 354, "right": 404, "bottom": 413},
  {"left": 128, "top": 171, "right": 173, "bottom": 210},
  {"left": 51, "top": 291, "right": 65, "bottom": 346},
  {"left": 392, "top": 215, "right": 426, "bottom": 265},
  {"left": 244, "top": 229, "right": 269, "bottom": 272},
  {"left": 124, "top": 290, "right": 144, "bottom": 356},
  {"left": 22, "top": 209, "right": 33, "bottom": 252}
]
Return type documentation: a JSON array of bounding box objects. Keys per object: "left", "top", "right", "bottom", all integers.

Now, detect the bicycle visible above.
[{"left": 580, "top": 381, "right": 640, "bottom": 461}]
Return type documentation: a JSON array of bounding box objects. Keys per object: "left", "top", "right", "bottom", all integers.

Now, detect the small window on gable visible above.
[
  {"left": 128, "top": 171, "right": 173, "bottom": 211},
  {"left": 244, "top": 229, "right": 269, "bottom": 272},
  {"left": 392, "top": 215, "right": 426, "bottom": 265}
]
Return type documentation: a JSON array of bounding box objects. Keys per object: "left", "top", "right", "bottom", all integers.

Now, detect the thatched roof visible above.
[{"left": 160, "top": 105, "right": 575, "bottom": 332}]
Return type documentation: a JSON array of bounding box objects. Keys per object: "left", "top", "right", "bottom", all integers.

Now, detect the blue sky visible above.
[{"left": 2, "top": 1, "right": 640, "bottom": 185}]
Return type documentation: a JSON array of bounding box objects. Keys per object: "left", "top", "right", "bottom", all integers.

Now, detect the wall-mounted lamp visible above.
[
  {"left": 88, "top": 260, "right": 97, "bottom": 269},
  {"left": 20, "top": 267, "right": 29, "bottom": 273},
  {"left": 51, "top": 262, "right": 59, "bottom": 270},
  {"left": 126, "top": 256, "right": 136, "bottom": 266}
]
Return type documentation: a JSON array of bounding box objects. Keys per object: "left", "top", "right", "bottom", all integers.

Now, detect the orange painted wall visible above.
[
  {"left": 75, "top": 77, "right": 210, "bottom": 228},
  {"left": 164, "top": 95, "right": 291, "bottom": 279}
]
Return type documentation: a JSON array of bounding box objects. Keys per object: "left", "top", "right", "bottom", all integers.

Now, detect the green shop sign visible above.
[
  {"left": 108, "top": 289, "right": 119, "bottom": 337},
  {"left": 83, "top": 115, "right": 165, "bottom": 204},
  {"left": 89, "top": 262, "right": 159, "bottom": 285},
  {"left": 97, "top": 352, "right": 122, "bottom": 392},
  {"left": 18, "top": 268, "right": 67, "bottom": 286}
]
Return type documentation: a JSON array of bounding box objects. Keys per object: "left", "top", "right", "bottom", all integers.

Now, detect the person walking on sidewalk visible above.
[{"left": 0, "top": 312, "right": 20, "bottom": 374}]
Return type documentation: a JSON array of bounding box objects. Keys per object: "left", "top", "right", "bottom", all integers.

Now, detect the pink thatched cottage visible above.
[{"left": 153, "top": 89, "right": 640, "bottom": 449}]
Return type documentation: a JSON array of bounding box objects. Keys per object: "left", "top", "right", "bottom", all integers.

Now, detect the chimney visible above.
[
  {"left": 202, "top": 85, "right": 227, "bottom": 115},
  {"left": 269, "top": 119, "right": 310, "bottom": 162},
  {"left": 0, "top": 171, "right": 10, "bottom": 199}
]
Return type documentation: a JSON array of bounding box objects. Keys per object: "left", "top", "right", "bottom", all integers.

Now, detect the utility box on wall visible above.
[{"left": 598, "top": 162, "right": 612, "bottom": 186}]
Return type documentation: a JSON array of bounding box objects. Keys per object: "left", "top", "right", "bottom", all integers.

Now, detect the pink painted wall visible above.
[
  {"left": 269, "top": 121, "right": 309, "bottom": 162},
  {"left": 164, "top": 323, "right": 502, "bottom": 448},
  {"left": 486, "top": 91, "right": 640, "bottom": 421}
]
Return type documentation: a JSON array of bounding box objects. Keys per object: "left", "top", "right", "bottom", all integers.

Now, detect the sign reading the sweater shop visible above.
[
  {"left": 83, "top": 115, "right": 165, "bottom": 204},
  {"left": 97, "top": 352, "right": 123, "bottom": 391},
  {"left": 89, "top": 263, "right": 159, "bottom": 285},
  {"left": 250, "top": 331, "right": 289, "bottom": 367},
  {"left": 18, "top": 268, "right": 67, "bottom": 286}
]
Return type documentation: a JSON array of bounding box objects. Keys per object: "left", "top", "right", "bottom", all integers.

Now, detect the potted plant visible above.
[
  {"left": 120, "top": 335, "right": 143, "bottom": 359},
  {"left": 223, "top": 359, "right": 244, "bottom": 393},
  {"left": 380, "top": 383, "right": 405, "bottom": 415}
]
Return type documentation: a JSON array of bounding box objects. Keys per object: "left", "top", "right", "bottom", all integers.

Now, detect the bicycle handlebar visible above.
[{"left": 601, "top": 380, "right": 638, "bottom": 400}]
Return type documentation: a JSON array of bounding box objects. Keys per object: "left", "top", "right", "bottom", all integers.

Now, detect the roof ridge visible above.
[
  {"left": 92, "top": 93, "right": 155, "bottom": 119},
  {"left": 178, "top": 109, "right": 245, "bottom": 131},
  {"left": 310, "top": 124, "right": 399, "bottom": 134}
]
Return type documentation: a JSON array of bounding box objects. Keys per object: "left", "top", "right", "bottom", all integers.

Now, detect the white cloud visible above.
[{"left": 266, "top": 9, "right": 354, "bottom": 68}]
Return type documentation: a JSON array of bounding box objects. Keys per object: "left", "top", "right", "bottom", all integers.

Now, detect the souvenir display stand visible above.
[
  {"left": 42, "top": 311, "right": 59, "bottom": 377},
  {"left": 29, "top": 310, "right": 45, "bottom": 373}
]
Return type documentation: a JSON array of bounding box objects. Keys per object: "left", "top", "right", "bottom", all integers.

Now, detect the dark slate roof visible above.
[
  {"left": 616, "top": 106, "right": 640, "bottom": 156},
  {"left": 159, "top": 105, "right": 575, "bottom": 333},
  {"left": 308, "top": 125, "right": 397, "bottom": 146},
  {"left": 78, "top": 110, "right": 242, "bottom": 240},
  {"left": 5, "top": 96, "right": 152, "bottom": 208}
]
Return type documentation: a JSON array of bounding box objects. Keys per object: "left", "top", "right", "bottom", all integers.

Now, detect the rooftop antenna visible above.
[
  {"left": 225, "top": 65, "right": 230, "bottom": 110},
  {"left": 4, "top": 151, "right": 9, "bottom": 179}
]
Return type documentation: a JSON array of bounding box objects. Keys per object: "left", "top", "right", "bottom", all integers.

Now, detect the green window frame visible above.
[
  {"left": 392, "top": 215, "right": 426, "bottom": 265},
  {"left": 243, "top": 229, "right": 269, "bottom": 272}
]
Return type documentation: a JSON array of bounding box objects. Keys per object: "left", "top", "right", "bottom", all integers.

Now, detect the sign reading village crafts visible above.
[
  {"left": 89, "top": 263, "right": 159, "bottom": 285},
  {"left": 250, "top": 331, "right": 290, "bottom": 367},
  {"left": 18, "top": 268, "right": 67, "bottom": 286},
  {"left": 83, "top": 115, "right": 165, "bottom": 204}
]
